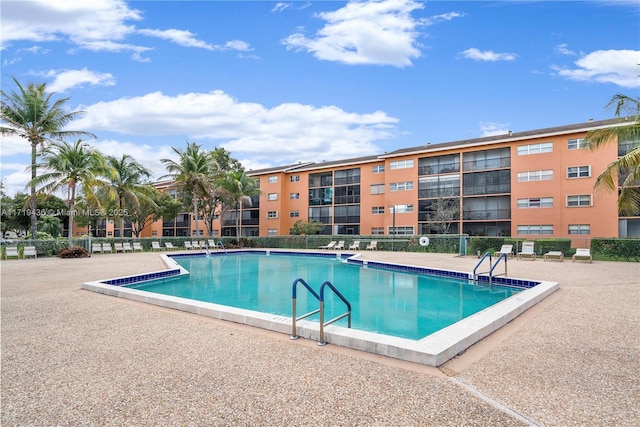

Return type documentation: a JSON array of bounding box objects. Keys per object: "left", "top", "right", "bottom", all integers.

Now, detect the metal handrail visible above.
[
  {"left": 290, "top": 278, "right": 320, "bottom": 340},
  {"left": 472, "top": 251, "right": 493, "bottom": 283},
  {"left": 318, "top": 280, "right": 352, "bottom": 346},
  {"left": 217, "top": 240, "right": 227, "bottom": 254},
  {"left": 489, "top": 253, "right": 508, "bottom": 285}
]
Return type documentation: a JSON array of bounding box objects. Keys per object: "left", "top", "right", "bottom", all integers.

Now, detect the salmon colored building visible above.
[{"left": 138, "top": 118, "right": 638, "bottom": 245}]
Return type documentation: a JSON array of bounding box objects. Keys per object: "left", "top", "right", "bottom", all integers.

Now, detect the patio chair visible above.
[
  {"left": 192, "top": 240, "right": 201, "bottom": 249},
  {"left": 114, "top": 243, "right": 124, "bottom": 253},
  {"left": 348, "top": 241, "right": 360, "bottom": 250},
  {"left": 517, "top": 241, "right": 536, "bottom": 260},
  {"left": 572, "top": 248, "right": 592, "bottom": 263},
  {"left": 494, "top": 244, "right": 513, "bottom": 258},
  {"left": 208, "top": 239, "right": 219, "bottom": 249},
  {"left": 122, "top": 242, "right": 133, "bottom": 252},
  {"left": 151, "top": 241, "right": 162, "bottom": 251},
  {"left": 165, "top": 242, "right": 176, "bottom": 250},
  {"left": 5, "top": 246, "right": 19, "bottom": 259},
  {"left": 199, "top": 241, "right": 206, "bottom": 250},
  {"left": 92, "top": 243, "right": 103, "bottom": 254},
  {"left": 543, "top": 251, "right": 564, "bottom": 262},
  {"left": 23, "top": 246, "right": 37, "bottom": 259},
  {"left": 334, "top": 241, "right": 346, "bottom": 250},
  {"left": 132, "top": 242, "right": 143, "bottom": 252},
  {"left": 184, "top": 241, "right": 194, "bottom": 250},
  {"left": 366, "top": 241, "right": 378, "bottom": 250},
  {"left": 318, "top": 241, "right": 337, "bottom": 250},
  {"left": 102, "top": 243, "right": 113, "bottom": 253}
]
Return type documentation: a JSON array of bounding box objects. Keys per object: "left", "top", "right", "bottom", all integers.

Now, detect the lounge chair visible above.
[
  {"left": 191, "top": 240, "right": 201, "bottom": 250},
  {"left": 208, "top": 239, "right": 219, "bottom": 249},
  {"left": 572, "top": 248, "right": 592, "bottom": 263},
  {"left": 319, "top": 241, "right": 337, "bottom": 250},
  {"left": 5, "top": 246, "right": 19, "bottom": 259},
  {"left": 133, "top": 242, "right": 143, "bottom": 252},
  {"left": 543, "top": 251, "right": 564, "bottom": 262},
  {"left": 198, "top": 241, "right": 206, "bottom": 250},
  {"left": 366, "top": 241, "right": 378, "bottom": 251},
  {"left": 165, "top": 242, "right": 176, "bottom": 250},
  {"left": 102, "top": 243, "right": 113, "bottom": 253},
  {"left": 348, "top": 241, "right": 360, "bottom": 250},
  {"left": 517, "top": 241, "right": 536, "bottom": 260},
  {"left": 23, "top": 246, "right": 37, "bottom": 258},
  {"left": 92, "top": 243, "right": 103, "bottom": 254},
  {"left": 151, "top": 241, "right": 162, "bottom": 251},
  {"left": 334, "top": 241, "right": 346, "bottom": 250},
  {"left": 184, "top": 241, "right": 194, "bottom": 250},
  {"left": 114, "top": 243, "right": 124, "bottom": 253},
  {"left": 494, "top": 244, "right": 513, "bottom": 258},
  {"left": 122, "top": 242, "right": 133, "bottom": 252}
]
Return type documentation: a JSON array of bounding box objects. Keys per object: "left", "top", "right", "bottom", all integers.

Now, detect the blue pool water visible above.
[{"left": 128, "top": 252, "right": 523, "bottom": 340}]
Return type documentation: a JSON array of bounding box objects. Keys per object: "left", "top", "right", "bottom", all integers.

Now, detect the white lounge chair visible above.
[
  {"left": 334, "top": 241, "right": 346, "bottom": 250},
  {"left": 543, "top": 251, "right": 564, "bottom": 262},
  {"left": 191, "top": 240, "right": 201, "bottom": 250},
  {"left": 572, "top": 248, "right": 592, "bottom": 263},
  {"left": 5, "top": 246, "right": 19, "bottom": 259},
  {"left": 517, "top": 241, "right": 536, "bottom": 260},
  {"left": 151, "top": 241, "right": 162, "bottom": 251},
  {"left": 133, "top": 242, "right": 143, "bottom": 252},
  {"left": 92, "top": 243, "right": 103, "bottom": 254},
  {"left": 23, "top": 246, "right": 37, "bottom": 258},
  {"left": 199, "top": 241, "right": 206, "bottom": 250},
  {"left": 102, "top": 243, "right": 113, "bottom": 253},
  {"left": 184, "top": 241, "right": 194, "bottom": 250},
  {"left": 165, "top": 242, "right": 176, "bottom": 250},
  {"left": 122, "top": 242, "right": 133, "bottom": 252},
  {"left": 114, "top": 243, "right": 124, "bottom": 253},
  {"left": 348, "top": 241, "right": 360, "bottom": 250},
  {"left": 208, "top": 239, "right": 219, "bottom": 249},
  {"left": 366, "top": 241, "right": 378, "bottom": 251},
  {"left": 494, "top": 244, "right": 513, "bottom": 258},
  {"left": 318, "top": 241, "right": 337, "bottom": 250}
]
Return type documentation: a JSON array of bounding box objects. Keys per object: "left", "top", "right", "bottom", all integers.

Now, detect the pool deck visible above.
[{"left": 1, "top": 251, "right": 638, "bottom": 426}]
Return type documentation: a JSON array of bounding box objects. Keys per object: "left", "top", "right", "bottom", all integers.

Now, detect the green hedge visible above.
[{"left": 591, "top": 238, "right": 640, "bottom": 261}]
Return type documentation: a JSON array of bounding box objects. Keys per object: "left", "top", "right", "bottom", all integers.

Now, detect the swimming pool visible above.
[
  {"left": 82, "top": 250, "right": 558, "bottom": 366},
  {"left": 127, "top": 252, "right": 522, "bottom": 340}
]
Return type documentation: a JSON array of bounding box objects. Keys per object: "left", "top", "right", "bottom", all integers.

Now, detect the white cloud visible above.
[
  {"left": 555, "top": 43, "right": 576, "bottom": 56},
  {"left": 271, "top": 3, "right": 292, "bottom": 13},
  {"left": 555, "top": 49, "right": 640, "bottom": 88},
  {"left": 0, "top": 163, "right": 31, "bottom": 196},
  {"left": 460, "top": 48, "right": 517, "bottom": 62},
  {"left": 43, "top": 68, "right": 116, "bottom": 93},
  {"left": 479, "top": 122, "right": 511, "bottom": 137},
  {"left": 137, "top": 28, "right": 215, "bottom": 50},
  {"left": 91, "top": 139, "right": 176, "bottom": 181},
  {"left": 282, "top": 0, "right": 426, "bottom": 67},
  {"left": 72, "top": 90, "right": 398, "bottom": 167},
  {"left": 423, "top": 12, "right": 464, "bottom": 26},
  {"left": 0, "top": 134, "right": 32, "bottom": 156}
]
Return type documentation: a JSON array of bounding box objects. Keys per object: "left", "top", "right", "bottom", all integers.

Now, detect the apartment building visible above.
[{"left": 140, "top": 118, "right": 638, "bottom": 242}]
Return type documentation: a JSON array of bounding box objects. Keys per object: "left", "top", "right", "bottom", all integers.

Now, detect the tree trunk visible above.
[
  {"left": 67, "top": 184, "right": 76, "bottom": 248},
  {"left": 192, "top": 195, "right": 200, "bottom": 239},
  {"left": 30, "top": 142, "right": 38, "bottom": 239},
  {"left": 235, "top": 200, "right": 241, "bottom": 241},
  {"left": 119, "top": 196, "right": 125, "bottom": 238}
]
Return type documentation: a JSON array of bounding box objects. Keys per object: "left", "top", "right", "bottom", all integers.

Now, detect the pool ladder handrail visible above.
[
  {"left": 290, "top": 278, "right": 352, "bottom": 346},
  {"left": 217, "top": 240, "right": 227, "bottom": 254},
  {"left": 472, "top": 252, "right": 508, "bottom": 286}
]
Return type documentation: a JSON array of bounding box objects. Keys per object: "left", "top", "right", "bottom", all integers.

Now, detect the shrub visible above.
[
  {"left": 591, "top": 238, "right": 640, "bottom": 261},
  {"left": 58, "top": 246, "right": 89, "bottom": 258}
]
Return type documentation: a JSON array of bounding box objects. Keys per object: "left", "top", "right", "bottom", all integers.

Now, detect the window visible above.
[
  {"left": 372, "top": 206, "right": 385, "bottom": 214},
  {"left": 372, "top": 165, "right": 385, "bottom": 174},
  {"left": 568, "top": 138, "right": 588, "bottom": 150},
  {"left": 418, "top": 154, "right": 459, "bottom": 175},
  {"left": 290, "top": 193, "right": 300, "bottom": 200},
  {"left": 268, "top": 176, "right": 278, "bottom": 183},
  {"left": 567, "top": 195, "right": 592, "bottom": 207},
  {"left": 267, "top": 193, "right": 278, "bottom": 201},
  {"left": 151, "top": 230, "right": 158, "bottom": 236},
  {"left": 392, "top": 204, "right": 414, "bottom": 213},
  {"left": 568, "top": 224, "right": 590, "bottom": 235},
  {"left": 290, "top": 175, "right": 300, "bottom": 182},
  {"left": 389, "top": 159, "right": 414, "bottom": 170},
  {"left": 388, "top": 226, "right": 414, "bottom": 235},
  {"left": 567, "top": 166, "right": 591, "bottom": 179},
  {"left": 266, "top": 211, "right": 278, "bottom": 218},
  {"left": 463, "top": 148, "right": 510, "bottom": 171},
  {"left": 371, "top": 227, "right": 384, "bottom": 235},
  {"left": 334, "top": 168, "right": 360, "bottom": 185},
  {"left": 390, "top": 181, "right": 414, "bottom": 191},
  {"left": 517, "top": 142, "right": 553, "bottom": 155},
  {"left": 419, "top": 174, "right": 460, "bottom": 198},
  {"left": 517, "top": 197, "right": 553, "bottom": 208},
  {"left": 517, "top": 170, "right": 553, "bottom": 182},
  {"left": 290, "top": 211, "right": 299, "bottom": 218},
  {"left": 370, "top": 184, "right": 385, "bottom": 195},
  {"left": 268, "top": 229, "right": 277, "bottom": 236},
  {"left": 517, "top": 225, "right": 553, "bottom": 235}
]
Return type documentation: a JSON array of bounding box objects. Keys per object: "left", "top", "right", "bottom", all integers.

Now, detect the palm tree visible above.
[
  {"left": 102, "top": 155, "right": 154, "bottom": 238},
  {"left": 220, "top": 170, "right": 261, "bottom": 239},
  {"left": 585, "top": 94, "right": 640, "bottom": 216},
  {"left": 1, "top": 78, "right": 96, "bottom": 239},
  {"left": 29, "top": 139, "right": 107, "bottom": 248},
  {"left": 161, "top": 142, "right": 217, "bottom": 238}
]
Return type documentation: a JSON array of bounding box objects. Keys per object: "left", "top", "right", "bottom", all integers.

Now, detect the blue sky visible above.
[{"left": 1, "top": 0, "right": 639, "bottom": 196}]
